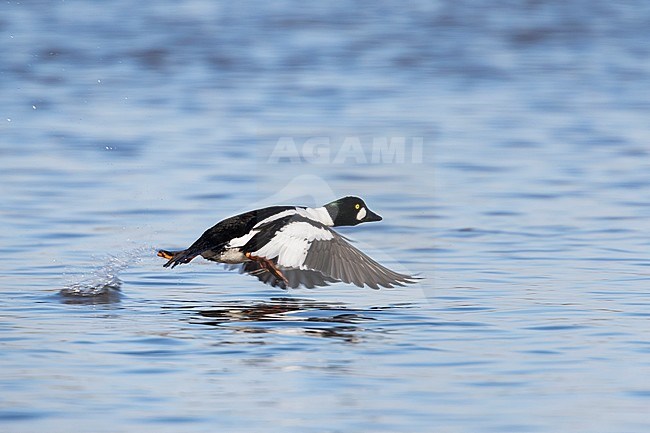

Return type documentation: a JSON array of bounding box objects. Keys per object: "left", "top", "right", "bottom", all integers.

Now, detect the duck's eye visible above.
[{"left": 355, "top": 204, "right": 360, "bottom": 210}]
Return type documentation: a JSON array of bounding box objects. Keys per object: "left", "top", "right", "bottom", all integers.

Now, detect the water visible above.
[{"left": 2, "top": 1, "right": 650, "bottom": 432}]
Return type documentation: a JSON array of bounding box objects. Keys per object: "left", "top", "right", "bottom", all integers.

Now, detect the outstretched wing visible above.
[
  {"left": 301, "top": 233, "right": 417, "bottom": 289},
  {"left": 243, "top": 215, "right": 417, "bottom": 289}
]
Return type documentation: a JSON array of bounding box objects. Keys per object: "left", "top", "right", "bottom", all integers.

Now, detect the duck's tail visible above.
[{"left": 157, "top": 249, "right": 199, "bottom": 268}]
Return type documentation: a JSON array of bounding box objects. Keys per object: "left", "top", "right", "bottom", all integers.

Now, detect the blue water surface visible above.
[{"left": 1, "top": 1, "right": 650, "bottom": 432}]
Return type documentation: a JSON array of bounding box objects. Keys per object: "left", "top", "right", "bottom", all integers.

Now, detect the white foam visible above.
[{"left": 60, "top": 246, "right": 152, "bottom": 297}]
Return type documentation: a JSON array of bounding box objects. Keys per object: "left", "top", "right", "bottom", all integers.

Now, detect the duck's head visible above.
[{"left": 323, "top": 196, "right": 382, "bottom": 227}]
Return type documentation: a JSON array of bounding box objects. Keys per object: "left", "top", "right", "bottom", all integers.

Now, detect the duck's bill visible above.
[{"left": 364, "top": 209, "right": 382, "bottom": 222}]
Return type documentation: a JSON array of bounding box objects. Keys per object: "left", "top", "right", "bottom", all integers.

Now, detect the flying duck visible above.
[{"left": 157, "top": 196, "right": 416, "bottom": 289}]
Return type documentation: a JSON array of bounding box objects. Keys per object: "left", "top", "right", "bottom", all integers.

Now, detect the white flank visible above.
[
  {"left": 217, "top": 249, "right": 247, "bottom": 264},
  {"left": 253, "top": 221, "right": 333, "bottom": 269},
  {"left": 356, "top": 207, "right": 367, "bottom": 220},
  {"left": 225, "top": 206, "right": 334, "bottom": 266}
]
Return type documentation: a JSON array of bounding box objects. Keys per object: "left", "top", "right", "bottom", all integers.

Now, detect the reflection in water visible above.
[{"left": 192, "top": 297, "right": 380, "bottom": 342}]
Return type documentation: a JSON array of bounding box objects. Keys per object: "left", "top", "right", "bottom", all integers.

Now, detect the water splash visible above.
[{"left": 59, "top": 246, "right": 153, "bottom": 301}]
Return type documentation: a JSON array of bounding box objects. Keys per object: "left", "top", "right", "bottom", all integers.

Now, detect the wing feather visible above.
[
  {"left": 242, "top": 215, "right": 417, "bottom": 289},
  {"left": 305, "top": 229, "right": 416, "bottom": 289},
  {"left": 238, "top": 261, "right": 336, "bottom": 289}
]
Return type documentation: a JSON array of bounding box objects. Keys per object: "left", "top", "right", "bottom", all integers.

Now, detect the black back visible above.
[{"left": 185, "top": 206, "right": 295, "bottom": 254}]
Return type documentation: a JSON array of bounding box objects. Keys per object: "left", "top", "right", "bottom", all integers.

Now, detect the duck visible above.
[{"left": 157, "top": 196, "right": 417, "bottom": 289}]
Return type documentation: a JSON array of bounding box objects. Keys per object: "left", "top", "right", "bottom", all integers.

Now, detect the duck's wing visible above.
[
  {"left": 243, "top": 215, "right": 417, "bottom": 289},
  {"left": 236, "top": 261, "right": 337, "bottom": 289}
]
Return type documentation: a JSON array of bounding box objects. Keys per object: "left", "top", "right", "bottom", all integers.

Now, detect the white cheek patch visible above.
[{"left": 356, "top": 207, "right": 367, "bottom": 220}]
